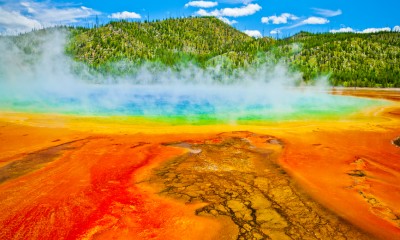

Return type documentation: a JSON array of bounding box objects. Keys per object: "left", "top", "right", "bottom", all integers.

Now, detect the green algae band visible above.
[{"left": 0, "top": 84, "right": 386, "bottom": 124}]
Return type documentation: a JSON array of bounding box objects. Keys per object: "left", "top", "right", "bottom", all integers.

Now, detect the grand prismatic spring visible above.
[{"left": 1, "top": 33, "right": 400, "bottom": 240}]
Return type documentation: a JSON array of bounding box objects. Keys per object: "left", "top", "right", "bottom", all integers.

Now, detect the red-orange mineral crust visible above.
[{"left": 0, "top": 89, "right": 399, "bottom": 239}]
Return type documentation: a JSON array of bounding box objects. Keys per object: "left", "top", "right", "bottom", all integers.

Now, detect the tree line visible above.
[{"left": 4, "top": 17, "right": 400, "bottom": 87}]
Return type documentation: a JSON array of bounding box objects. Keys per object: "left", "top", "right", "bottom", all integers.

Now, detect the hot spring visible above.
[
  {"left": 0, "top": 31, "right": 386, "bottom": 124},
  {"left": 0, "top": 83, "right": 385, "bottom": 124}
]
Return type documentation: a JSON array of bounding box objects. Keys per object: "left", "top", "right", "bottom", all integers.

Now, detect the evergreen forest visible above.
[{"left": 4, "top": 17, "right": 400, "bottom": 87}]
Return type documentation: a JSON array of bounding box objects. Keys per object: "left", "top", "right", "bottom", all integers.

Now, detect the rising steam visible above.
[{"left": 0, "top": 30, "right": 380, "bottom": 123}]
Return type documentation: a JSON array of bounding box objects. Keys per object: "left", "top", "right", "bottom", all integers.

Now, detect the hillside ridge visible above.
[{"left": 4, "top": 17, "right": 400, "bottom": 87}]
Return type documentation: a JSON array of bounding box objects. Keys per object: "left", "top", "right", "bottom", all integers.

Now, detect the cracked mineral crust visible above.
[{"left": 147, "top": 131, "right": 373, "bottom": 240}]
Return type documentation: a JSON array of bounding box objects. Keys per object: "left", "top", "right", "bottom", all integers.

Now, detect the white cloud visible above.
[
  {"left": 219, "top": 4, "right": 261, "bottom": 17},
  {"left": 108, "top": 11, "right": 141, "bottom": 19},
  {"left": 329, "top": 27, "right": 355, "bottom": 33},
  {"left": 301, "top": 17, "right": 329, "bottom": 25},
  {"left": 196, "top": 9, "right": 212, "bottom": 16},
  {"left": 196, "top": 3, "right": 261, "bottom": 18},
  {"left": 243, "top": 30, "right": 262, "bottom": 38},
  {"left": 330, "top": 26, "right": 393, "bottom": 34},
  {"left": 272, "top": 16, "right": 330, "bottom": 31},
  {"left": 20, "top": 2, "right": 36, "bottom": 14},
  {"left": 0, "top": 1, "right": 100, "bottom": 34},
  {"left": 37, "top": 6, "right": 100, "bottom": 23},
  {"left": 0, "top": 7, "right": 42, "bottom": 34},
  {"left": 218, "top": 17, "right": 238, "bottom": 25},
  {"left": 261, "top": 13, "right": 299, "bottom": 24},
  {"left": 270, "top": 29, "right": 281, "bottom": 35},
  {"left": 313, "top": 8, "right": 342, "bottom": 17},
  {"left": 360, "top": 27, "right": 391, "bottom": 33},
  {"left": 219, "top": 0, "right": 254, "bottom": 4},
  {"left": 185, "top": 1, "right": 218, "bottom": 8}
]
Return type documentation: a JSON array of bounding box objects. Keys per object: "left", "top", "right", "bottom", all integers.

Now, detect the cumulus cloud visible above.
[
  {"left": 301, "top": 17, "right": 329, "bottom": 25},
  {"left": 196, "top": 3, "right": 261, "bottom": 18},
  {"left": 219, "top": 4, "right": 261, "bottom": 17},
  {"left": 38, "top": 6, "right": 99, "bottom": 23},
  {"left": 196, "top": 9, "right": 211, "bottom": 16},
  {"left": 329, "top": 27, "right": 355, "bottom": 33},
  {"left": 330, "top": 26, "right": 395, "bottom": 34},
  {"left": 219, "top": 0, "right": 254, "bottom": 4},
  {"left": 108, "top": 11, "right": 141, "bottom": 19},
  {"left": 19, "top": 2, "right": 99, "bottom": 23},
  {"left": 20, "top": 2, "right": 36, "bottom": 14},
  {"left": 185, "top": 1, "right": 218, "bottom": 8},
  {"left": 243, "top": 30, "right": 262, "bottom": 38},
  {"left": 313, "top": 8, "right": 342, "bottom": 17},
  {"left": 270, "top": 16, "right": 330, "bottom": 32},
  {"left": 0, "top": 7, "right": 42, "bottom": 34},
  {"left": 270, "top": 29, "right": 281, "bottom": 35},
  {"left": 0, "top": 1, "right": 100, "bottom": 35},
  {"left": 360, "top": 27, "right": 391, "bottom": 33},
  {"left": 218, "top": 17, "right": 238, "bottom": 25},
  {"left": 261, "top": 13, "right": 299, "bottom": 24}
]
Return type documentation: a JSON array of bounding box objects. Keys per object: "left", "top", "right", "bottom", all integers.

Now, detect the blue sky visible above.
[{"left": 1, "top": 0, "right": 399, "bottom": 37}]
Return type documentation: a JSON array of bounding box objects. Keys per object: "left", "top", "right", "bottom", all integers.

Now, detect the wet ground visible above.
[
  {"left": 0, "top": 89, "right": 399, "bottom": 239},
  {"left": 147, "top": 132, "right": 372, "bottom": 239}
]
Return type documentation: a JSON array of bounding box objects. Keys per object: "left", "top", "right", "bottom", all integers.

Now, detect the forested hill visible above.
[
  {"left": 66, "top": 17, "right": 273, "bottom": 68},
  {"left": 276, "top": 31, "right": 400, "bottom": 87},
  {"left": 5, "top": 17, "right": 400, "bottom": 87}
]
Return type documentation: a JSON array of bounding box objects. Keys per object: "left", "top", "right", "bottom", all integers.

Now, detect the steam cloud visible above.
[{"left": 0, "top": 30, "right": 378, "bottom": 123}]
